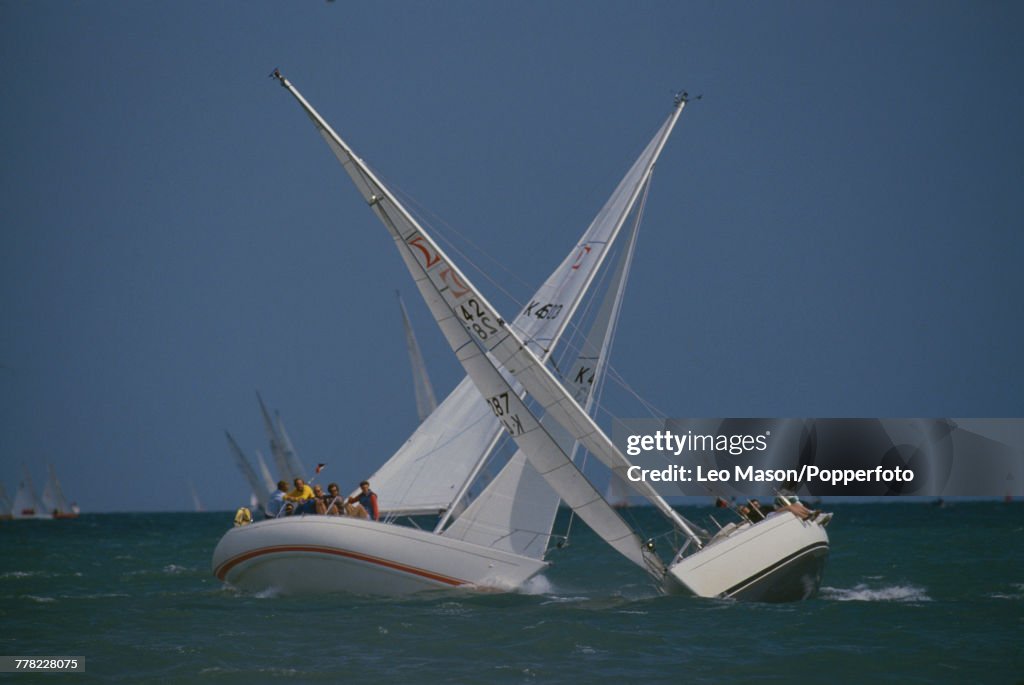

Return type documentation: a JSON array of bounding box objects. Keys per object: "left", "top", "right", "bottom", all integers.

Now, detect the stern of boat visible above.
[{"left": 663, "top": 511, "right": 830, "bottom": 602}]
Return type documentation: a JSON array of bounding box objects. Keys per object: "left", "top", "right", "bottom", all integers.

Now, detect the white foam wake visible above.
[{"left": 821, "top": 583, "right": 931, "bottom": 602}]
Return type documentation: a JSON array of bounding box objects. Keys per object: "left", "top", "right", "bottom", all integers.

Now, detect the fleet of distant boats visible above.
[{"left": 1, "top": 464, "right": 79, "bottom": 520}]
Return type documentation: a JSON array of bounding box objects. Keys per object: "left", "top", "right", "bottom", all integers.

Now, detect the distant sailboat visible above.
[
  {"left": 397, "top": 291, "right": 438, "bottom": 422},
  {"left": 40, "top": 464, "right": 78, "bottom": 519},
  {"left": 12, "top": 465, "right": 49, "bottom": 520},
  {"left": 225, "top": 431, "right": 270, "bottom": 514}
]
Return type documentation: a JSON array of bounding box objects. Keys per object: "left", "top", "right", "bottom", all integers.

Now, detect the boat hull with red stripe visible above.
[{"left": 212, "top": 515, "right": 548, "bottom": 595}]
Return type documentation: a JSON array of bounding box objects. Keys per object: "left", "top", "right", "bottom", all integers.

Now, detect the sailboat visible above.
[
  {"left": 11, "top": 465, "right": 50, "bottom": 520},
  {"left": 213, "top": 73, "right": 830, "bottom": 600},
  {"left": 40, "top": 464, "right": 78, "bottom": 519}
]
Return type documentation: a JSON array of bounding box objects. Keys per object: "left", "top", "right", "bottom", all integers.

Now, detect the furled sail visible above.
[
  {"left": 398, "top": 291, "right": 438, "bottom": 422},
  {"left": 273, "top": 71, "right": 684, "bottom": 573}
]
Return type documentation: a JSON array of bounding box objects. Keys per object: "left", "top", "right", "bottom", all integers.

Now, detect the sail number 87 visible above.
[{"left": 487, "top": 392, "right": 524, "bottom": 436}]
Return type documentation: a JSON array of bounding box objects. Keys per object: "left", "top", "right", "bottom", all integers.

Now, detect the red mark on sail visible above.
[
  {"left": 571, "top": 244, "right": 592, "bottom": 270},
  {"left": 408, "top": 235, "right": 441, "bottom": 269},
  {"left": 440, "top": 268, "right": 471, "bottom": 298}
]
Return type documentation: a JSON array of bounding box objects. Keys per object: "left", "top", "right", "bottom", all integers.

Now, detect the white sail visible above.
[
  {"left": 189, "top": 480, "right": 204, "bottom": 512},
  {"left": 226, "top": 432, "right": 270, "bottom": 510},
  {"left": 255, "top": 450, "right": 276, "bottom": 493},
  {"left": 296, "top": 87, "right": 682, "bottom": 518},
  {"left": 12, "top": 465, "right": 46, "bottom": 519},
  {"left": 275, "top": 412, "right": 306, "bottom": 481},
  {"left": 40, "top": 464, "right": 70, "bottom": 515},
  {"left": 273, "top": 72, "right": 680, "bottom": 574},
  {"left": 256, "top": 391, "right": 292, "bottom": 482},
  {"left": 443, "top": 207, "right": 644, "bottom": 559},
  {"left": 398, "top": 291, "right": 438, "bottom": 422}
]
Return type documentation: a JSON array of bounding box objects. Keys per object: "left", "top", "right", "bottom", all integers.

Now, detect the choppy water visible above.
[{"left": 1, "top": 503, "right": 1021, "bottom": 683}]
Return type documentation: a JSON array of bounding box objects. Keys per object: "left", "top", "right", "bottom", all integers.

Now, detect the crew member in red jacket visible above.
[{"left": 348, "top": 480, "right": 379, "bottom": 521}]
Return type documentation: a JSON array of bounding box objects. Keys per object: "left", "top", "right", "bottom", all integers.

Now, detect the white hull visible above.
[
  {"left": 212, "top": 516, "right": 548, "bottom": 596},
  {"left": 664, "top": 512, "right": 829, "bottom": 602}
]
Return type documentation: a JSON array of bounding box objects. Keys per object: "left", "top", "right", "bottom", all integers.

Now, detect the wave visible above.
[{"left": 821, "top": 583, "right": 931, "bottom": 602}]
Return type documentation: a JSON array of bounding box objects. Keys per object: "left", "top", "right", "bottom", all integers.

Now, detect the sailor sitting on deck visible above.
[
  {"left": 739, "top": 496, "right": 817, "bottom": 522},
  {"left": 285, "top": 477, "right": 316, "bottom": 514},
  {"left": 314, "top": 482, "right": 352, "bottom": 516},
  {"left": 266, "top": 480, "right": 290, "bottom": 518},
  {"left": 347, "top": 480, "right": 379, "bottom": 521}
]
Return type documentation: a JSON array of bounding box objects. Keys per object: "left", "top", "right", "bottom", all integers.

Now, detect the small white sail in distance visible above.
[
  {"left": 397, "top": 290, "right": 438, "bottom": 422},
  {"left": 225, "top": 431, "right": 270, "bottom": 511}
]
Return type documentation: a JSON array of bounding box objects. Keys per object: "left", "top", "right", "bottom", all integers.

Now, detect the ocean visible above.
[{"left": 1, "top": 502, "right": 1021, "bottom": 684}]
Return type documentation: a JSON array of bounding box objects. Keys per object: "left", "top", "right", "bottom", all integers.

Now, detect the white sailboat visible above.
[
  {"left": 40, "top": 464, "right": 78, "bottom": 519},
  {"left": 12, "top": 465, "right": 50, "bottom": 520},
  {"left": 213, "top": 73, "right": 830, "bottom": 601}
]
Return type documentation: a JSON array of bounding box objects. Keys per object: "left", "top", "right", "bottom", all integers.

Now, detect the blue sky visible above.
[{"left": 1, "top": 2, "right": 1021, "bottom": 511}]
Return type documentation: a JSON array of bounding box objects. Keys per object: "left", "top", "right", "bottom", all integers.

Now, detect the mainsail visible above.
[{"left": 273, "top": 71, "right": 693, "bottom": 574}]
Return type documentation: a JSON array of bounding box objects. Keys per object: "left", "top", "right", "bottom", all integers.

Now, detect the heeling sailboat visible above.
[{"left": 212, "top": 72, "right": 678, "bottom": 595}]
